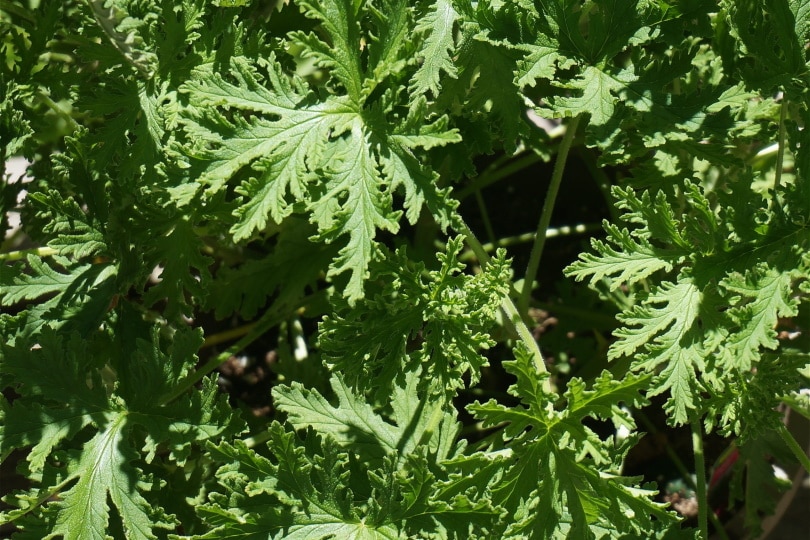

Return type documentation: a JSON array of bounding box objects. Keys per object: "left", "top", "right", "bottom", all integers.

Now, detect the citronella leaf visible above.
[
  {"left": 615, "top": 280, "right": 707, "bottom": 424},
  {"left": 722, "top": 0, "right": 810, "bottom": 92},
  {"left": 50, "top": 415, "right": 165, "bottom": 540},
  {"left": 194, "top": 428, "right": 404, "bottom": 539},
  {"left": 0, "top": 322, "right": 239, "bottom": 538},
  {"left": 195, "top": 368, "right": 473, "bottom": 539},
  {"left": 310, "top": 127, "right": 400, "bottom": 300},
  {"left": 292, "top": 0, "right": 364, "bottom": 100},
  {"left": 364, "top": 0, "right": 411, "bottom": 95},
  {"left": 466, "top": 344, "right": 677, "bottom": 538},
  {"left": 566, "top": 222, "right": 681, "bottom": 290},
  {"left": 177, "top": 49, "right": 459, "bottom": 302},
  {"left": 178, "top": 55, "right": 356, "bottom": 224},
  {"left": 273, "top": 375, "right": 401, "bottom": 467},
  {"left": 410, "top": 0, "right": 459, "bottom": 98},
  {"left": 273, "top": 369, "right": 460, "bottom": 469},
  {"left": 28, "top": 190, "right": 108, "bottom": 260},
  {"left": 568, "top": 177, "right": 810, "bottom": 430},
  {"left": 141, "top": 216, "right": 213, "bottom": 321},
  {"left": 722, "top": 264, "right": 798, "bottom": 371},
  {"left": 0, "top": 255, "right": 117, "bottom": 337}
]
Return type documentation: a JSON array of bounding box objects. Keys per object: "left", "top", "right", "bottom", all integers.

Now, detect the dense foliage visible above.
[{"left": 1, "top": 1, "right": 809, "bottom": 538}]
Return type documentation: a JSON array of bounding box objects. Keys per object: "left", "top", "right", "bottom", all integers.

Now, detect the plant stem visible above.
[
  {"left": 243, "top": 430, "right": 272, "bottom": 449},
  {"left": 456, "top": 217, "right": 551, "bottom": 388},
  {"left": 158, "top": 293, "right": 321, "bottom": 406},
  {"left": 777, "top": 422, "right": 810, "bottom": 474},
  {"left": 772, "top": 95, "right": 787, "bottom": 217},
  {"left": 0, "top": 246, "right": 58, "bottom": 261},
  {"left": 579, "top": 146, "right": 620, "bottom": 223},
  {"left": 453, "top": 223, "right": 602, "bottom": 262},
  {"left": 1, "top": 473, "right": 75, "bottom": 523},
  {"left": 691, "top": 420, "right": 709, "bottom": 540},
  {"left": 474, "top": 189, "right": 497, "bottom": 245},
  {"left": 518, "top": 114, "right": 582, "bottom": 316},
  {"left": 456, "top": 153, "right": 544, "bottom": 201},
  {"left": 636, "top": 411, "right": 729, "bottom": 540},
  {"left": 201, "top": 322, "right": 256, "bottom": 349}
]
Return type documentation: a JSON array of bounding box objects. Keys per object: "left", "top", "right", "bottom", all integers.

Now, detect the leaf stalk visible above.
[
  {"left": 691, "top": 420, "right": 709, "bottom": 539},
  {"left": 777, "top": 422, "right": 810, "bottom": 475},
  {"left": 158, "top": 293, "right": 323, "bottom": 406},
  {"left": 455, "top": 217, "right": 551, "bottom": 389},
  {"left": 518, "top": 114, "right": 582, "bottom": 315},
  {"left": 0, "top": 246, "right": 58, "bottom": 261},
  {"left": 772, "top": 95, "right": 788, "bottom": 218}
]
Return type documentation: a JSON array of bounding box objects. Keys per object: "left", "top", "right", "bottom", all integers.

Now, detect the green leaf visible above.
[
  {"left": 195, "top": 428, "right": 402, "bottom": 539},
  {"left": 569, "top": 178, "right": 810, "bottom": 429},
  {"left": 319, "top": 237, "right": 511, "bottom": 400},
  {"left": 409, "top": 0, "right": 459, "bottom": 98},
  {"left": 566, "top": 222, "right": 681, "bottom": 290},
  {"left": 273, "top": 369, "right": 460, "bottom": 469},
  {"left": 550, "top": 65, "right": 637, "bottom": 126},
  {"left": 721, "top": 0, "right": 810, "bottom": 93},
  {"left": 310, "top": 128, "right": 400, "bottom": 300},
  {"left": 177, "top": 51, "right": 459, "bottom": 302},
  {"left": 50, "top": 415, "right": 166, "bottom": 540},
  {"left": 0, "top": 255, "right": 117, "bottom": 337},
  {"left": 0, "top": 323, "right": 240, "bottom": 538},
  {"left": 29, "top": 191, "right": 108, "bottom": 260},
  {"left": 466, "top": 344, "right": 677, "bottom": 538},
  {"left": 141, "top": 216, "right": 213, "bottom": 320},
  {"left": 177, "top": 55, "right": 357, "bottom": 226},
  {"left": 292, "top": 0, "right": 364, "bottom": 100},
  {"left": 722, "top": 265, "right": 798, "bottom": 371},
  {"left": 614, "top": 280, "right": 707, "bottom": 424},
  {"left": 273, "top": 375, "right": 402, "bottom": 467}
]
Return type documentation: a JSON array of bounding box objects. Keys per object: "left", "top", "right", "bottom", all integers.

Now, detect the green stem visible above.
[
  {"left": 0, "top": 0, "right": 36, "bottom": 22},
  {"left": 579, "top": 146, "right": 619, "bottom": 223},
  {"left": 158, "top": 293, "right": 321, "bottom": 406},
  {"left": 2, "top": 473, "right": 75, "bottom": 523},
  {"left": 453, "top": 223, "right": 602, "bottom": 262},
  {"left": 772, "top": 96, "right": 788, "bottom": 217},
  {"left": 636, "top": 412, "right": 729, "bottom": 540},
  {"left": 518, "top": 115, "right": 582, "bottom": 316},
  {"left": 456, "top": 153, "right": 544, "bottom": 201},
  {"left": 0, "top": 246, "right": 58, "bottom": 261},
  {"left": 243, "top": 430, "right": 272, "bottom": 449},
  {"left": 201, "top": 322, "right": 256, "bottom": 349},
  {"left": 777, "top": 422, "right": 810, "bottom": 474},
  {"left": 455, "top": 217, "right": 551, "bottom": 389},
  {"left": 691, "top": 420, "right": 709, "bottom": 540},
  {"left": 474, "top": 189, "right": 497, "bottom": 245},
  {"left": 37, "top": 90, "right": 79, "bottom": 130}
]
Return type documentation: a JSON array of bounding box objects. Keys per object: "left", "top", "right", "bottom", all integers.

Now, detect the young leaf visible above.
[
  {"left": 319, "top": 237, "right": 511, "bottom": 401},
  {"left": 466, "top": 344, "right": 679, "bottom": 538},
  {"left": 409, "top": 0, "right": 459, "bottom": 98},
  {"left": 566, "top": 179, "right": 810, "bottom": 428},
  {"left": 273, "top": 369, "right": 460, "bottom": 470}
]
